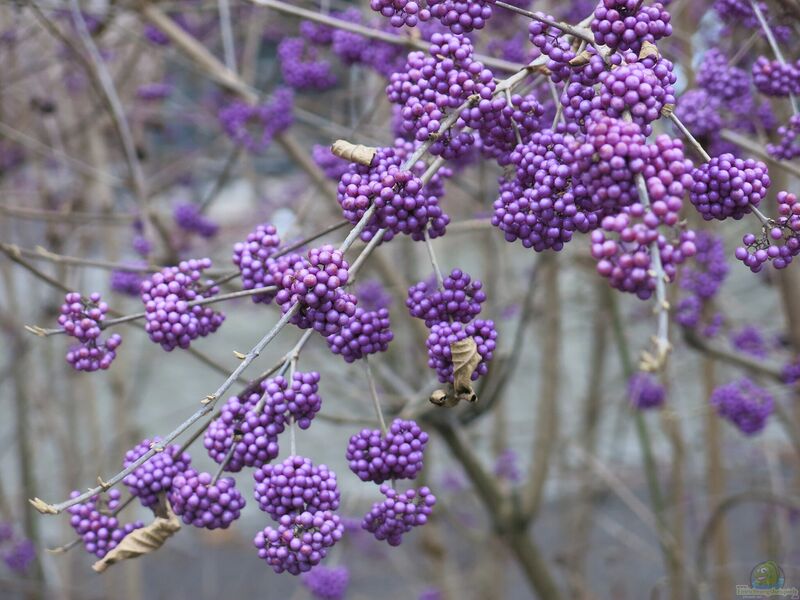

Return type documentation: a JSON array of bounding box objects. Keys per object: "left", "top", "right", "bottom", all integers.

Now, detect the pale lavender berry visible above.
[
  {"left": 58, "top": 292, "right": 122, "bottom": 371},
  {"left": 370, "top": 0, "right": 431, "bottom": 28},
  {"left": 264, "top": 372, "right": 323, "bottom": 429}
]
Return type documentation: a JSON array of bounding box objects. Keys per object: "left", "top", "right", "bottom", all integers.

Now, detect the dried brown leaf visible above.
[
  {"left": 429, "top": 337, "right": 480, "bottom": 407},
  {"left": 331, "top": 140, "right": 377, "bottom": 166},
  {"left": 638, "top": 40, "right": 660, "bottom": 61},
  {"left": 91, "top": 501, "right": 181, "bottom": 573},
  {"left": 568, "top": 50, "right": 592, "bottom": 67}
]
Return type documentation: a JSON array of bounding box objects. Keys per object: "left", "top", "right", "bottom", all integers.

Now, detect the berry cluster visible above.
[
  {"left": 122, "top": 438, "right": 192, "bottom": 508},
  {"left": 68, "top": 489, "right": 144, "bottom": 558},
  {"left": 337, "top": 144, "right": 449, "bottom": 242},
  {"left": 301, "top": 565, "right": 350, "bottom": 600},
  {"left": 675, "top": 89, "right": 722, "bottom": 139},
  {"left": 204, "top": 390, "right": 283, "bottom": 472},
  {"left": 346, "top": 418, "right": 430, "bottom": 483},
  {"left": 218, "top": 88, "right": 294, "bottom": 153},
  {"left": 168, "top": 469, "right": 246, "bottom": 529},
  {"left": 680, "top": 231, "right": 729, "bottom": 300},
  {"left": 590, "top": 0, "right": 672, "bottom": 52},
  {"left": 59, "top": 292, "right": 122, "bottom": 371},
  {"left": 767, "top": 114, "right": 800, "bottom": 161},
  {"left": 736, "top": 191, "right": 800, "bottom": 271},
  {"left": 731, "top": 325, "right": 768, "bottom": 358},
  {"left": 110, "top": 269, "right": 145, "bottom": 296},
  {"left": 362, "top": 484, "right": 436, "bottom": 545},
  {"left": 429, "top": 0, "right": 493, "bottom": 34},
  {"left": 528, "top": 14, "right": 576, "bottom": 83},
  {"left": 386, "top": 34, "right": 495, "bottom": 159},
  {"left": 475, "top": 93, "right": 544, "bottom": 165},
  {"left": 254, "top": 510, "right": 344, "bottom": 574},
  {"left": 274, "top": 245, "right": 357, "bottom": 336},
  {"left": 627, "top": 372, "right": 665, "bottom": 409},
  {"left": 689, "top": 154, "right": 770, "bottom": 221},
  {"left": 426, "top": 319, "right": 497, "bottom": 382},
  {"left": 594, "top": 54, "right": 677, "bottom": 134},
  {"left": 253, "top": 456, "right": 340, "bottom": 519},
  {"left": 327, "top": 307, "right": 394, "bottom": 362},
  {"left": 696, "top": 48, "right": 748, "bottom": 103},
  {"left": 232, "top": 223, "right": 282, "bottom": 303},
  {"left": 278, "top": 38, "right": 337, "bottom": 91},
  {"left": 263, "top": 372, "right": 323, "bottom": 429},
  {"left": 356, "top": 279, "right": 393, "bottom": 311},
  {"left": 173, "top": 202, "right": 219, "bottom": 238},
  {"left": 407, "top": 269, "right": 486, "bottom": 326},
  {"left": 370, "top": 0, "right": 431, "bottom": 28},
  {"left": 710, "top": 378, "right": 773, "bottom": 435},
  {"left": 140, "top": 258, "right": 225, "bottom": 351},
  {"left": 752, "top": 56, "right": 800, "bottom": 98}
]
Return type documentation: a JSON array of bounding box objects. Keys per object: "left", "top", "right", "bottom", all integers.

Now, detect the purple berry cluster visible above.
[
  {"left": 680, "top": 231, "right": 729, "bottom": 301},
  {"left": 263, "top": 372, "right": 323, "bottom": 429},
  {"left": 346, "top": 418, "right": 429, "bottom": 483},
  {"left": 278, "top": 38, "right": 337, "bottom": 91},
  {"left": 528, "top": 14, "right": 576, "bottom": 83},
  {"left": 590, "top": 0, "right": 672, "bottom": 52},
  {"left": 253, "top": 456, "right": 340, "bottom": 519},
  {"left": 689, "top": 154, "right": 770, "bottom": 221},
  {"left": 696, "top": 48, "right": 749, "bottom": 103},
  {"left": 140, "top": 258, "right": 225, "bottom": 351},
  {"left": 254, "top": 510, "right": 344, "bottom": 574},
  {"left": 122, "top": 438, "right": 192, "bottom": 508},
  {"left": 3, "top": 539, "right": 35, "bottom": 574},
  {"left": 327, "top": 307, "right": 394, "bottom": 362},
  {"left": 736, "top": 191, "right": 800, "bottom": 271},
  {"left": 730, "top": 325, "right": 768, "bottom": 358},
  {"left": 110, "top": 269, "right": 145, "bottom": 296},
  {"left": 232, "top": 223, "right": 282, "bottom": 303},
  {"left": 710, "top": 378, "right": 773, "bottom": 435},
  {"left": 407, "top": 269, "right": 486, "bottom": 326},
  {"left": 204, "top": 390, "right": 283, "bottom": 472},
  {"left": 274, "top": 245, "right": 357, "bottom": 335},
  {"left": 371, "top": 0, "right": 430, "bottom": 28},
  {"left": 475, "top": 93, "right": 544, "bottom": 165},
  {"left": 782, "top": 357, "right": 800, "bottom": 384},
  {"left": 429, "top": 0, "right": 493, "bottom": 34},
  {"left": 168, "top": 469, "right": 245, "bottom": 529},
  {"left": 493, "top": 449, "right": 521, "bottom": 483},
  {"left": 218, "top": 88, "right": 294, "bottom": 153},
  {"left": 426, "top": 319, "right": 497, "bottom": 382},
  {"left": 362, "top": 484, "right": 436, "bottom": 545},
  {"left": 752, "top": 56, "right": 800, "bottom": 97},
  {"left": 594, "top": 53, "right": 677, "bottom": 134},
  {"left": 386, "top": 34, "right": 495, "bottom": 159},
  {"left": 767, "top": 114, "right": 800, "bottom": 161},
  {"left": 59, "top": 292, "right": 122, "bottom": 371},
  {"left": 337, "top": 144, "right": 450, "bottom": 242},
  {"left": 675, "top": 89, "right": 722, "bottom": 139},
  {"left": 301, "top": 565, "right": 350, "bottom": 600},
  {"left": 493, "top": 129, "right": 591, "bottom": 251},
  {"left": 173, "top": 202, "right": 219, "bottom": 238},
  {"left": 68, "top": 489, "right": 144, "bottom": 558},
  {"left": 627, "top": 372, "right": 665, "bottom": 409}
]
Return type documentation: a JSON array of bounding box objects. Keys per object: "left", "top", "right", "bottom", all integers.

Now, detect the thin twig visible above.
[{"left": 365, "top": 356, "right": 388, "bottom": 435}]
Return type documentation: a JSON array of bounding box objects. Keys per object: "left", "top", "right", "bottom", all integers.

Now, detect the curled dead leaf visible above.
[
  {"left": 331, "top": 140, "right": 377, "bottom": 167},
  {"left": 91, "top": 500, "right": 181, "bottom": 573},
  {"left": 429, "top": 337, "right": 480, "bottom": 408}
]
